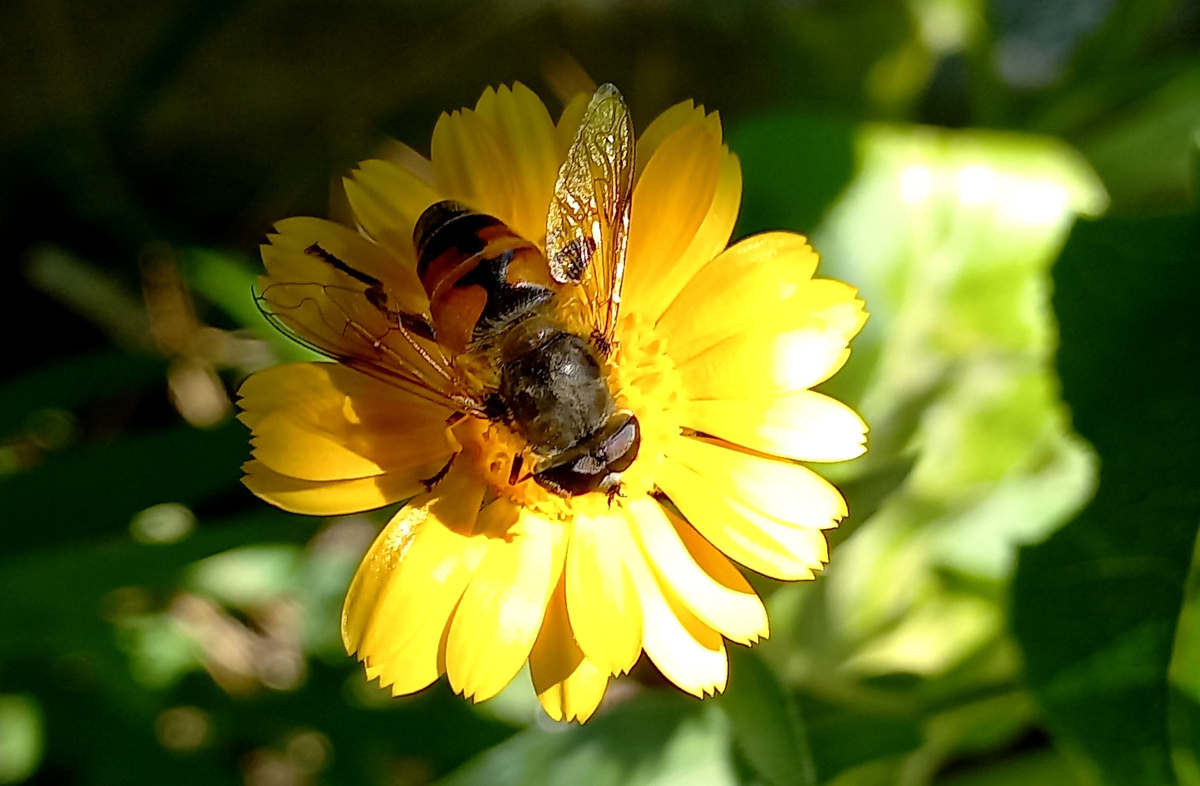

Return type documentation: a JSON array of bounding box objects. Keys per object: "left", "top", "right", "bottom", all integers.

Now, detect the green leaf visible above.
[
  {"left": 1011, "top": 208, "right": 1200, "bottom": 785},
  {"left": 1077, "top": 65, "right": 1200, "bottom": 211},
  {"left": 0, "top": 420, "right": 248, "bottom": 556},
  {"left": 0, "top": 350, "right": 165, "bottom": 438},
  {"left": 183, "top": 247, "right": 322, "bottom": 362},
  {"left": 936, "top": 749, "right": 1086, "bottom": 786},
  {"left": 0, "top": 695, "right": 42, "bottom": 784},
  {"left": 1169, "top": 533, "right": 1200, "bottom": 786},
  {"left": 728, "top": 113, "right": 857, "bottom": 238},
  {"left": 437, "top": 691, "right": 737, "bottom": 786},
  {"left": 765, "top": 125, "right": 1105, "bottom": 705},
  {"left": 719, "top": 647, "right": 816, "bottom": 786},
  {"left": 799, "top": 694, "right": 923, "bottom": 783}
]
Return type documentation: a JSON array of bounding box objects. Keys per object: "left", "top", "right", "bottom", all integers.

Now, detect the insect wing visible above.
[
  {"left": 545, "top": 83, "right": 635, "bottom": 352},
  {"left": 256, "top": 243, "right": 485, "bottom": 416}
]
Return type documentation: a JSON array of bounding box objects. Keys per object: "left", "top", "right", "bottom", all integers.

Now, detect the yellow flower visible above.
[{"left": 239, "top": 83, "right": 867, "bottom": 722}]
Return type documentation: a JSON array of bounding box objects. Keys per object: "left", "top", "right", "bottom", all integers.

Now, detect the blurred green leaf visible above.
[
  {"left": 1169, "top": 530, "right": 1200, "bottom": 786},
  {"left": 765, "top": 125, "right": 1105, "bottom": 711},
  {"left": 0, "top": 420, "right": 247, "bottom": 556},
  {"left": 1077, "top": 64, "right": 1200, "bottom": 211},
  {"left": 799, "top": 694, "right": 923, "bottom": 783},
  {"left": 438, "top": 691, "right": 737, "bottom": 786},
  {"left": 729, "top": 113, "right": 857, "bottom": 238},
  {"left": 936, "top": 748, "right": 1085, "bottom": 786},
  {"left": 0, "top": 512, "right": 320, "bottom": 661},
  {"left": 0, "top": 350, "right": 165, "bottom": 438},
  {"left": 183, "top": 248, "right": 322, "bottom": 362},
  {"left": 1011, "top": 207, "right": 1200, "bottom": 785},
  {"left": 0, "top": 694, "right": 42, "bottom": 784},
  {"left": 719, "top": 647, "right": 816, "bottom": 786}
]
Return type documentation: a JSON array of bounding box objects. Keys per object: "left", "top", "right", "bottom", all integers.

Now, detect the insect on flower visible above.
[{"left": 240, "top": 82, "right": 868, "bottom": 722}]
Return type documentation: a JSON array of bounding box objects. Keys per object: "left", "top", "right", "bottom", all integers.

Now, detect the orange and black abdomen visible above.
[{"left": 413, "top": 201, "right": 557, "bottom": 355}]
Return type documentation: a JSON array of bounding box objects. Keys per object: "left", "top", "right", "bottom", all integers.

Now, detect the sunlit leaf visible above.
[
  {"left": 763, "top": 125, "right": 1105, "bottom": 710},
  {"left": 0, "top": 695, "right": 42, "bottom": 784},
  {"left": 439, "top": 691, "right": 738, "bottom": 786}
]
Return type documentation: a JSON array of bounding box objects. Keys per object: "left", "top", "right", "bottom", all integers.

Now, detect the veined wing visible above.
[
  {"left": 256, "top": 242, "right": 487, "bottom": 416},
  {"left": 545, "top": 83, "right": 635, "bottom": 355}
]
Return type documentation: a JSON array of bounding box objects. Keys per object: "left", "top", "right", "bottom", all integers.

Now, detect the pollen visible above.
[
  {"left": 607, "top": 313, "right": 685, "bottom": 500},
  {"left": 451, "top": 416, "right": 566, "bottom": 515}
]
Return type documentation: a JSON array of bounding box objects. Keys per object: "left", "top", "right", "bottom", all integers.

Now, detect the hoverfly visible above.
[{"left": 258, "top": 84, "right": 640, "bottom": 498}]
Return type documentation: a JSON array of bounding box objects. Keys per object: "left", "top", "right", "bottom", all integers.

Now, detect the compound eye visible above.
[
  {"left": 531, "top": 414, "right": 642, "bottom": 497},
  {"left": 533, "top": 454, "right": 606, "bottom": 497},
  {"left": 602, "top": 414, "right": 640, "bottom": 473}
]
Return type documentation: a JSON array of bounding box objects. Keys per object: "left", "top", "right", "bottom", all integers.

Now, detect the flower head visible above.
[{"left": 239, "top": 83, "right": 867, "bottom": 722}]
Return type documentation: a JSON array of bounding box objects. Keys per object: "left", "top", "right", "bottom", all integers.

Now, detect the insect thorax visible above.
[{"left": 494, "top": 312, "right": 615, "bottom": 458}]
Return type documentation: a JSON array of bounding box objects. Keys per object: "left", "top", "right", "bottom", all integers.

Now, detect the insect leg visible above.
[
  {"left": 508, "top": 454, "right": 524, "bottom": 486},
  {"left": 420, "top": 453, "right": 457, "bottom": 492}
]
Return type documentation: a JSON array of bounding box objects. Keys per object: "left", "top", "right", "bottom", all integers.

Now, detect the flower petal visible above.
[
  {"left": 445, "top": 503, "right": 566, "bottom": 702},
  {"left": 258, "top": 219, "right": 434, "bottom": 361},
  {"left": 634, "top": 100, "right": 719, "bottom": 181},
  {"left": 623, "top": 509, "right": 728, "bottom": 697},
  {"left": 657, "top": 232, "right": 819, "bottom": 361},
  {"left": 431, "top": 106, "right": 515, "bottom": 233},
  {"left": 474, "top": 83, "right": 559, "bottom": 245},
  {"left": 623, "top": 147, "right": 741, "bottom": 323},
  {"left": 667, "top": 434, "right": 847, "bottom": 529},
  {"left": 238, "top": 363, "right": 455, "bottom": 482},
  {"left": 263, "top": 216, "right": 427, "bottom": 315},
  {"left": 654, "top": 450, "right": 834, "bottom": 581},
  {"left": 555, "top": 92, "right": 590, "bottom": 156},
  {"left": 343, "top": 158, "right": 442, "bottom": 263},
  {"left": 672, "top": 279, "right": 867, "bottom": 401},
  {"left": 564, "top": 510, "right": 643, "bottom": 675},
  {"left": 242, "top": 459, "right": 432, "bottom": 516},
  {"left": 344, "top": 462, "right": 488, "bottom": 695},
  {"left": 530, "top": 575, "right": 610, "bottom": 723},
  {"left": 626, "top": 497, "right": 767, "bottom": 645},
  {"left": 625, "top": 123, "right": 723, "bottom": 321},
  {"left": 685, "top": 390, "right": 868, "bottom": 463}
]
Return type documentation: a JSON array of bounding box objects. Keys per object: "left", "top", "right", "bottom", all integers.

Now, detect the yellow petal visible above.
[
  {"left": 624, "top": 147, "right": 741, "bottom": 323},
  {"left": 555, "top": 92, "right": 590, "bottom": 157},
  {"left": 564, "top": 510, "right": 643, "bottom": 675},
  {"left": 685, "top": 390, "right": 868, "bottom": 463},
  {"left": 626, "top": 497, "right": 767, "bottom": 645},
  {"left": 656, "top": 232, "right": 819, "bottom": 360},
  {"left": 237, "top": 362, "right": 335, "bottom": 430},
  {"left": 672, "top": 278, "right": 867, "bottom": 401},
  {"left": 445, "top": 504, "right": 566, "bottom": 702},
  {"left": 263, "top": 216, "right": 427, "bottom": 315},
  {"left": 242, "top": 459, "right": 432, "bottom": 516},
  {"left": 258, "top": 220, "right": 433, "bottom": 361},
  {"left": 667, "top": 435, "right": 847, "bottom": 529},
  {"left": 634, "top": 100, "right": 720, "bottom": 182},
  {"left": 343, "top": 158, "right": 442, "bottom": 263},
  {"left": 623, "top": 511, "right": 728, "bottom": 697},
  {"left": 474, "top": 83, "right": 559, "bottom": 245},
  {"left": 530, "top": 575, "right": 610, "bottom": 723},
  {"left": 345, "top": 461, "right": 488, "bottom": 695},
  {"left": 654, "top": 454, "right": 831, "bottom": 581},
  {"left": 238, "top": 363, "right": 451, "bottom": 431},
  {"left": 239, "top": 363, "right": 454, "bottom": 482},
  {"left": 431, "top": 106, "right": 515, "bottom": 232},
  {"left": 351, "top": 504, "right": 440, "bottom": 696},
  {"left": 625, "top": 123, "right": 723, "bottom": 320}
]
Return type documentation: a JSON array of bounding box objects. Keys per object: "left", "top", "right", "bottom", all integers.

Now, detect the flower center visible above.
[{"left": 450, "top": 313, "right": 684, "bottom": 518}]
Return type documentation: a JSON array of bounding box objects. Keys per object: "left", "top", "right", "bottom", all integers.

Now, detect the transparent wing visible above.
[
  {"left": 256, "top": 243, "right": 487, "bottom": 416},
  {"left": 545, "top": 83, "right": 635, "bottom": 354}
]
